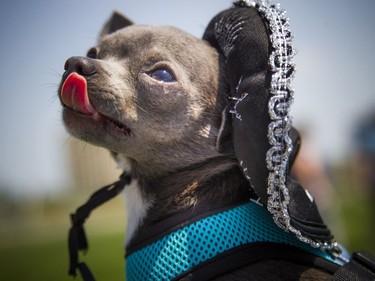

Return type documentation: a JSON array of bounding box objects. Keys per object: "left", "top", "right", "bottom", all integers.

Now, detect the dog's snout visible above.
[{"left": 64, "top": 56, "right": 97, "bottom": 77}]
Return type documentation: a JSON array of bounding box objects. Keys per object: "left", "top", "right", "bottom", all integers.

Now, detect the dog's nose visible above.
[{"left": 64, "top": 56, "right": 97, "bottom": 77}]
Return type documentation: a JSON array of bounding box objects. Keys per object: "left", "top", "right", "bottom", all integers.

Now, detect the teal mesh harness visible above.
[
  {"left": 67, "top": 174, "right": 375, "bottom": 281},
  {"left": 125, "top": 201, "right": 344, "bottom": 281}
]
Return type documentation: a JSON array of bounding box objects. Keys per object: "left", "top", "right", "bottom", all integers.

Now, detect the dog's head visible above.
[{"left": 59, "top": 13, "right": 230, "bottom": 177}]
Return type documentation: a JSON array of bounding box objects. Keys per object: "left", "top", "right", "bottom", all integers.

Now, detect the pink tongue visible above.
[{"left": 61, "top": 72, "right": 97, "bottom": 115}]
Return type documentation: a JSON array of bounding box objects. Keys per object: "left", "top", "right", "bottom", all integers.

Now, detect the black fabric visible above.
[
  {"left": 68, "top": 172, "right": 131, "bottom": 280},
  {"left": 77, "top": 263, "right": 96, "bottom": 281},
  {"left": 174, "top": 242, "right": 340, "bottom": 281},
  {"left": 333, "top": 251, "right": 375, "bottom": 281},
  {"left": 287, "top": 179, "right": 334, "bottom": 242},
  {"left": 203, "top": 7, "right": 271, "bottom": 205},
  {"left": 203, "top": 4, "right": 336, "bottom": 248}
]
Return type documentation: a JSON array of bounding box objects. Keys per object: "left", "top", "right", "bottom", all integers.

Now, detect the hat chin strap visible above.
[{"left": 204, "top": 0, "right": 340, "bottom": 254}]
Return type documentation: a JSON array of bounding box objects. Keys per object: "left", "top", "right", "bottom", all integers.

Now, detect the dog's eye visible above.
[
  {"left": 149, "top": 68, "right": 176, "bottom": 83},
  {"left": 87, "top": 48, "right": 98, "bottom": 59}
]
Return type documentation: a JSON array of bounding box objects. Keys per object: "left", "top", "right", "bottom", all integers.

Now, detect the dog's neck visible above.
[{"left": 117, "top": 154, "right": 252, "bottom": 245}]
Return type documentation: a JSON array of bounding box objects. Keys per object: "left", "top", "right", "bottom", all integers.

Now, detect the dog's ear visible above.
[{"left": 99, "top": 11, "right": 133, "bottom": 39}]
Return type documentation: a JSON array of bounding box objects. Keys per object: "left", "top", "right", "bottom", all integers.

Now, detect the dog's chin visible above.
[{"left": 62, "top": 106, "right": 131, "bottom": 143}]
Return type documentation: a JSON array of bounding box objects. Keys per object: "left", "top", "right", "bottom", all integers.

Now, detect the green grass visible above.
[
  {"left": 0, "top": 232, "right": 126, "bottom": 281},
  {"left": 0, "top": 191, "right": 127, "bottom": 281}
]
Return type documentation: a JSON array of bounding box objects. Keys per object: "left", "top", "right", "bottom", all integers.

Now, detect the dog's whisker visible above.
[
  {"left": 113, "top": 103, "right": 123, "bottom": 123},
  {"left": 47, "top": 95, "right": 61, "bottom": 107},
  {"left": 42, "top": 82, "right": 60, "bottom": 90},
  {"left": 61, "top": 135, "right": 72, "bottom": 150},
  {"left": 45, "top": 67, "right": 63, "bottom": 79}
]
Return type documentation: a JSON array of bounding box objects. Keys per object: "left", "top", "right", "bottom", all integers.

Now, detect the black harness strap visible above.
[
  {"left": 333, "top": 251, "right": 375, "bottom": 281},
  {"left": 174, "top": 243, "right": 340, "bottom": 281},
  {"left": 68, "top": 172, "right": 131, "bottom": 281}
]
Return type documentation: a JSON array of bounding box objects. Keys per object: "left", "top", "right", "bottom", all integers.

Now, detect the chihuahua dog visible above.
[{"left": 59, "top": 11, "right": 334, "bottom": 281}]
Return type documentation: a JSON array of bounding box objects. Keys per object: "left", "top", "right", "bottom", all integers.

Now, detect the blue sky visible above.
[{"left": 0, "top": 0, "right": 375, "bottom": 196}]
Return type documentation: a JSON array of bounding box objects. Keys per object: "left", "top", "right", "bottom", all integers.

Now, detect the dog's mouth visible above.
[{"left": 60, "top": 72, "right": 131, "bottom": 136}]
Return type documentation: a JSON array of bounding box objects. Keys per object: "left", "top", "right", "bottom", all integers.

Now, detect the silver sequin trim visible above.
[{"left": 233, "top": 0, "right": 338, "bottom": 252}]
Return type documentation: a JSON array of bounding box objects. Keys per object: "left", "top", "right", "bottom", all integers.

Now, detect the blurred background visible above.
[{"left": 0, "top": 0, "right": 374, "bottom": 280}]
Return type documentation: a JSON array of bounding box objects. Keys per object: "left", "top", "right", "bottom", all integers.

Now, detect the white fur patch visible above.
[
  {"left": 115, "top": 154, "right": 152, "bottom": 245},
  {"left": 115, "top": 154, "right": 132, "bottom": 171},
  {"left": 198, "top": 124, "right": 212, "bottom": 138},
  {"left": 124, "top": 179, "right": 152, "bottom": 245}
]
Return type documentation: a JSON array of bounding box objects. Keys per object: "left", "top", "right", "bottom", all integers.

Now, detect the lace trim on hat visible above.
[{"left": 234, "top": 0, "right": 338, "bottom": 253}]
